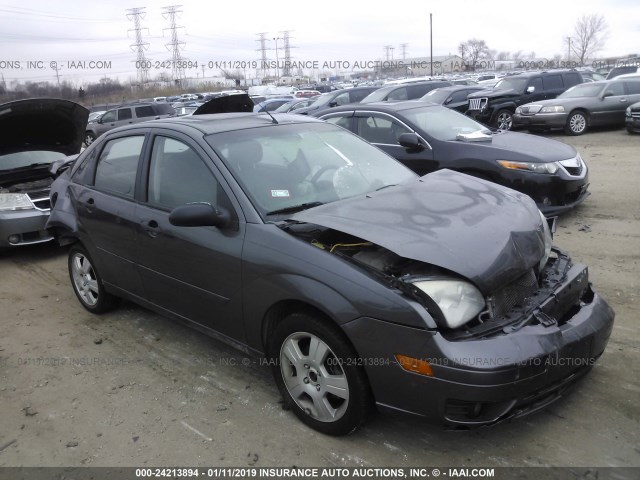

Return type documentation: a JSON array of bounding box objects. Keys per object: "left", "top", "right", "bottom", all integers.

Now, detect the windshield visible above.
[
  {"left": 274, "top": 101, "right": 298, "bottom": 113},
  {"left": 421, "top": 89, "right": 450, "bottom": 103},
  {"left": 0, "top": 151, "right": 67, "bottom": 171},
  {"left": 559, "top": 83, "right": 604, "bottom": 98},
  {"left": 207, "top": 122, "right": 416, "bottom": 218},
  {"left": 360, "top": 86, "right": 394, "bottom": 103},
  {"left": 402, "top": 106, "right": 490, "bottom": 141},
  {"left": 308, "top": 92, "right": 334, "bottom": 107},
  {"left": 494, "top": 77, "right": 529, "bottom": 91}
]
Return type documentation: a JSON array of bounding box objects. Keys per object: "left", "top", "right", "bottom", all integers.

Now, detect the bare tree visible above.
[
  {"left": 568, "top": 14, "right": 608, "bottom": 66},
  {"left": 459, "top": 38, "right": 491, "bottom": 69}
]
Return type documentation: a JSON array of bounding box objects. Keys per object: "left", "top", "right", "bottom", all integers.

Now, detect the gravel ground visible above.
[{"left": 0, "top": 128, "right": 638, "bottom": 468}]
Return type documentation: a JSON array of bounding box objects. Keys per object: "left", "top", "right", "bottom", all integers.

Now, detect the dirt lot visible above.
[{"left": 0, "top": 128, "right": 638, "bottom": 468}]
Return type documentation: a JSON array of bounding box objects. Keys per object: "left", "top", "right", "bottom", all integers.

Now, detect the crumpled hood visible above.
[
  {"left": 452, "top": 131, "right": 577, "bottom": 162},
  {"left": 292, "top": 170, "right": 546, "bottom": 294},
  {"left": 0, "top": 98, "right": 88, "bottom": 157}
]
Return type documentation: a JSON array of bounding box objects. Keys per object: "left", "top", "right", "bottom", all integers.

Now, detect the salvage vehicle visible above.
[
  {"left": 626, "top": 101, "right": 640, "bottom": 133},
  {"left": 47, "top": 107, "right": 614, "bottom": 435},
  {"left": 84, "top": 102, "right": 175, "bottom": 146},
  {"left": 316, "top": 102, "right": 589, "bottom": 215},
  {"left": 421, "top": 86, "right": 488, "bottom": 113},
  {"left": 513, "top": 79, "right": 640, "bottom": 135},
  {"left": 292, "top": 86, "right": 379, "bottom": 116},
  {"left": 359, "top": 81, "right": 452, "bottom": 103},
  {"left": 0, "top": 98, "right": 88, "bottom": 248},
  {"left": 466, "top": 70, "right": 584, "bottom": 130}
]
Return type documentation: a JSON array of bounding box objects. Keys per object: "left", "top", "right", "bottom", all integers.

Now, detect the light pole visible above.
[{"left": 273, "top": 36, "right": 283, "bottom": 84}]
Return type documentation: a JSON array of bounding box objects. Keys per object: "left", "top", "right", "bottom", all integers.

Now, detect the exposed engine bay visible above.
[{"left": 283, "top": 221, "right": 593, "bottom": 340}]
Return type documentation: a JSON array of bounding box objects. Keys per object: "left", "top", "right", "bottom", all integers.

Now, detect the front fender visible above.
[
  {"left": 46, "top": 173, "right": 79, "bottom": 245},
  {"left": 242, "top": 273, "right": 361, "bottom": 351}
]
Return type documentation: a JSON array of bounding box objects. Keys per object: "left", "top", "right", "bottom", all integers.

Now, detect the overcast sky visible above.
[{"left": 1, "top": 0, "right": 638, "bottom": 86}]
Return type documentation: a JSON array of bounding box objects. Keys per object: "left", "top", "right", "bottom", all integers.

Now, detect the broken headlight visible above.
[
  {"left": 539, "top": 210, "right": 553, "bottom": 271},
  {"left": 411, "top": 278, "right": 485, "bottom": 329},
  {"left": 0, "top": 193, "right": 34, "bottom": 211}
]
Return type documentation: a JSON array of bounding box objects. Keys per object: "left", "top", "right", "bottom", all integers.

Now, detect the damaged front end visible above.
[{"left": 282, "top": 219, "right": 592, "bottom": 339}]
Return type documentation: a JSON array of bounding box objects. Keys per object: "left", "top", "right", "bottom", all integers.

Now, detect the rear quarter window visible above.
[
  {"left": 564, "top": 73, "right": 582, "bottom": 88},
  {"left": 543, "top": 75, "right": 564, "bottom": 91},
  {"left": 134, "top": 106, "right": 156, "bottom": 118}
]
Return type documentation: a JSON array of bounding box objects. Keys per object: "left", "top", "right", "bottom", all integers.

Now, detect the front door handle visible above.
[{"left": 141, "top": 219, "right": 161, "bottom": 238}]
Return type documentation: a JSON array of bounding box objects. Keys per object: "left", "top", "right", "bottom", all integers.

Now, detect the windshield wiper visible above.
[
  {"left": 375, "top": 184, "right": 396, "bottom": 191},
  {"left": 266, "top": 201, "right": 324, "bottom": 216},
  {"left": 1, "top": 162, "right": 52, "bottom": 172}
]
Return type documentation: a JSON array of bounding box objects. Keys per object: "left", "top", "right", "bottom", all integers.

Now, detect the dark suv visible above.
[
  {"left": 84, "top": 103, "right": 175, "bottom": 146},
  {"left": 466, "top": 70, "right": 584, "bottom": 130}
]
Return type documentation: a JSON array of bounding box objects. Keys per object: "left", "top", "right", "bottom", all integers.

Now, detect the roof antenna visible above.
[{"left": 262, "top": 109, "right": 279, "bottom": 125}]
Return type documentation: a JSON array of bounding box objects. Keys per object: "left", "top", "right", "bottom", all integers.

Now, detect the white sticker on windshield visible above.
[{"left": 271, "top": 189, "right": 290, "bottom": 197}]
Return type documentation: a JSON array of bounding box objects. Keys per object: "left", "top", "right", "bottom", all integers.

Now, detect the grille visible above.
[
  {"left": 632, "top": 112, "right": 640, "bottom": 119},
  {"left": 468, "top": 98, "right": 487, "bottom": 111},
  {"left": 27, "top": 189, "right": 51, "bottom": 211},
  {"left": 487, "top": 270, "right": 538, "bottom": 318},
  {"left": 559, "top": 157, "right": 584, "bottom": 177}
]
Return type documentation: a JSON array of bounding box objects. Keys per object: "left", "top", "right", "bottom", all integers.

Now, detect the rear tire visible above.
[
  {"left": 268, "top": 312, "right": 373, "bottom": 435},
  {"left": 564, "top": 111, "right": 588, "bottom": 135},
  {"left": 68, "top": 245, "right": 118, "bottom": 313}
]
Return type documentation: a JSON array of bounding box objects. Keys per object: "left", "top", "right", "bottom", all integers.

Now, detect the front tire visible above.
[
  {"left": 268, "top": 312, "right": 373, "bottom": 435},
  {"left": 84, "top": 132, "right": 96, "bottom": 147},
  {"left": 68, "top": 245, "right": 117, "bottom": 313},
  {"left": 494, "top": 109, "right": 513, "bottom": 130},
  {"left": 565, "top": 111, "right": 588, "bottom": 135}
]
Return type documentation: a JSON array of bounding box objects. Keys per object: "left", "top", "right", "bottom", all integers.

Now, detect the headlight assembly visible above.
[
  {"left": 497, "top": 160, "right": 559, "bottom": 174},
  {"left": 0, "top": 193, "right": 34, "bottom": 211},
  {"left": 626, "top": 107, "right": 632, "bottom": 118},
  {"left": 540, "top": 106, "right": 565, "bottom": 113},
  {"left": 411, "top": 278, "right": 485, "bottom": 329},
  {"left": 539, "top": 210, "right": 553, "bottom": 271}
]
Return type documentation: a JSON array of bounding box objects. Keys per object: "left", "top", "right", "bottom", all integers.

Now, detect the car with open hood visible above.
[
  {"left": 0, "top": 98, "right": 88, "bottom": 248},
  {"left": 46, "top": 103, "right": 614, "bottom": 435},
  {"left": 316, "top": 101, "right": 589, "bottom": 216}
]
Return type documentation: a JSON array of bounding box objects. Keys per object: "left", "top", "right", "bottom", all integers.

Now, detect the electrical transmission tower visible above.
[
  {"left": 280, "top": 30, "right": 296, "bottom": 77},
  {"left": 162, "top": 5, "right": 186, "bottom": 86},
  {"left": 384, "top": 45, "right": 392, "bottom": 61},
  {"left": 256, "top": 32, "right": 270, "bottom": 80},
  {"left": 126, "top": 7, "right": 150, "bottom": 85},
  {"left": 400, "top": 43, "right": 408, "bottom": 60}
]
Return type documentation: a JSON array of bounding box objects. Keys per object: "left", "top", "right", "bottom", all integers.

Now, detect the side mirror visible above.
[
  {"left": 444, "top": 97, "right": 453, "bottom": 105},
  {"left": 49, "top": 155, "right": 78, "bottom": 178},
  {"left": 526, "top": 86, "right": 535, "bottom": 93},
  {"left": 97, "top": 118, "right": 103, "bottom": 124},
  {"left": 328, "top": 101, "right": 338, "bottom": 108},
  {"left": 169, "top": 203, "right": 231, "bottom": 228},
  {"left": 602, "top": 91, "right": 613, "bottom": 98},
  {"left": 398, "top": 132, "right": 426, "bottom": 150}
]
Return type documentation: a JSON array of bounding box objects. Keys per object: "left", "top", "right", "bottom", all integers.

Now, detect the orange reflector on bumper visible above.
[{"left": 395, "top": 354, "right": 433, "bottom": 376}]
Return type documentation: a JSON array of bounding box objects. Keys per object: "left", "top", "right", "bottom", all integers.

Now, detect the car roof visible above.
[
  {"left": 427, "top": 85, "right": 484, "bottom": 93},
  {"left": 322, "top": 100, "right": 439, "bottom": 114},
  {"left": 147, "top": 112, "right": 324, "bottom": 135}
]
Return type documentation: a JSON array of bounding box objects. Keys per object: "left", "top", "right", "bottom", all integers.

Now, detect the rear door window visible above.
[{"left": 117, "top": 108, "right": 133, "bottom": 121}]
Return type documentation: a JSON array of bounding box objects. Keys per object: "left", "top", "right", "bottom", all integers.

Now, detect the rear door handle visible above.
[{"left": 141, "top": 219, "right": 161, "bottom": 238}]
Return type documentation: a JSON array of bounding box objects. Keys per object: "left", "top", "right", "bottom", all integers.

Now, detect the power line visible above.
[
  {"left": 126, "top": 7, "right": 150, "bottom": 85},
  {"left": 280, "top": 30, "right": 296, "bottom": 77},
  {"left": 256, "top": 32, "right": 269, "bottom": 79},
  {"left": 162, "top": 5, "right": 186, "bottom": 86},
  {"left": 400, "top": 43, "right": 408, "bottom": 60}
]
